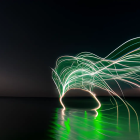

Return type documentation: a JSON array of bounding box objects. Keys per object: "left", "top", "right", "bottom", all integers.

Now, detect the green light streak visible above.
[
  {"left": 52, "top": 37, "right": 140, "bottom": 111},
  {"left": 51, "top": 37, "right": 140, "bottom": 139},
  {"left": 85, "top": 111, "right": 87, "bottom": 117},
  {"left": 49, "top": 107, "right": 131, "bottom": 140},
  {"left": 64, "top": 118, "right": 70, "bottom": 132}
]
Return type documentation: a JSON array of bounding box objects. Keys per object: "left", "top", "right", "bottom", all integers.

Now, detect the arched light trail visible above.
[{"left": 52, "top": 37, "right": 140, "bottom": 137}]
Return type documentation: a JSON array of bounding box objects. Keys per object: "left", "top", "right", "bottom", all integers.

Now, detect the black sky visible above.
[{"left": 0, "top": 0, "right": 140, "bottom": 97}]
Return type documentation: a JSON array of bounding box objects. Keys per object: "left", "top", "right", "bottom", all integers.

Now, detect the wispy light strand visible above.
[{"left": 52, "top": 37, "right": 140, "bottom": 138}]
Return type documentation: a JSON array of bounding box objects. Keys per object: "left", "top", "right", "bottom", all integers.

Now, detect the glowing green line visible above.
[{"left": 52, "top": 37, "right": 140, "bottom": 137}]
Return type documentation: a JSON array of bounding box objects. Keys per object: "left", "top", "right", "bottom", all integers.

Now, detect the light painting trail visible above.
[{"left": 52, "top": 37, "right": 140, "bottom": 137}]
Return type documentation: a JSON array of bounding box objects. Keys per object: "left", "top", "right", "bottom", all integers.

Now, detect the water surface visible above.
[{"left": 0, "top": 96, "right": 139, "bottom": 140}]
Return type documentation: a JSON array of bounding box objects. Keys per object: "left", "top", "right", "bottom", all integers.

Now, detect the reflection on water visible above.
[
  {"left": 0, "top": 97, "right": 139, "bottom": 139},
  {"left": 49, "top": 98, "right": 140, "bottom": 140}
]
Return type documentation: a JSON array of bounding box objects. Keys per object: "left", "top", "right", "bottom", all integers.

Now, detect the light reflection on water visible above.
[{"left": 49, "top": 99, "right": 140, "bottom": 140}]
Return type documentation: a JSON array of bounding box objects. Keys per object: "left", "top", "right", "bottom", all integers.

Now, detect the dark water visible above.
[{"left": 0, "top": 96, "right": 140, "bottom": 140}]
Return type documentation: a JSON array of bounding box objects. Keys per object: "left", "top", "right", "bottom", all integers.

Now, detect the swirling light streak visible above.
[{"left": 52, "top": 37, "right": 140, "bottom": 137}]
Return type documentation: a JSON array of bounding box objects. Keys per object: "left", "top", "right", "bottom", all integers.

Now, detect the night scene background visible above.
[{"left": 0, "top": 0, "right": 140, "bottom": 140}]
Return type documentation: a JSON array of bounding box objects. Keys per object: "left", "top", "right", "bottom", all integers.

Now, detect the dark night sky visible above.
[{"left": 0, "top": 0, "right": 140, "bottom": 97}]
